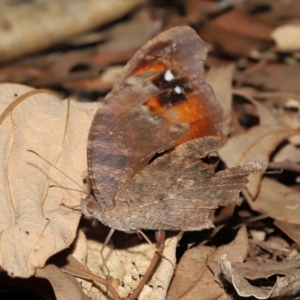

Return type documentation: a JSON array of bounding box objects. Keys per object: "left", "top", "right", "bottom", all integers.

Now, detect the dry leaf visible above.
[
  {"left": 0, "top": 0, "right": 144, "bottom": 62},
  {"left": 219, "top": 125, "right": 300, "bottom": 198},
  {"left": 0, "top": 84, "right": 98, "bottom": 277},
  {"left": 235, "top": 65, "right": 300, "bottom": 93},
  {"left": 233, "top": 90, "right": 279, "bottom": 126},
  {"left": 200, "top": 4, "right": 273, "bottom": 57},
  {"left": 0, "top": 83, "right": 34, "bottom": 111},
  {"left": 274, "top": 220, "right": 300, "bottom": 245},
  {"left": 272, "top": 24, "right": 300, "bottom": 52},
  {"left": 252, "top": 177, "right": 300, "bottom": 225},
  {"left": 206, "top": 64, "right": 234, "bottom": 117},
  {"left": 36, "top": 264, "right": 88, "bottom": 300},
  {"left": 231, "top": 255, "right": 300, "bottom": 280},
  {"left": 167, "top": 226, "right": 248, "bottom": 299},
  {"left": 167, "top": 245, "right": 224, "bottom": 300},
  {"left": 273, "top": 143, "right": 300, "bottom": 163},
  {"left": 220, "top": 255, "right": 300, "bottom": 299}
]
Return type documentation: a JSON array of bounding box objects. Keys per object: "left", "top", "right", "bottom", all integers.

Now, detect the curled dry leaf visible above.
[
  {"left": 0, "top": 84, "right": 98, "bottom": 277},
  {"left": 230, "top": 254, "right": 300, "bottom": 280},
  {"left": 219, "top": 255, "right": 300, "bottom": 299}
]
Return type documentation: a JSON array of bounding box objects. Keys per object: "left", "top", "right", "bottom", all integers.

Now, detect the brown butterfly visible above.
[{"left": 81, "top": 26, "right": 262, "bottom": 234}]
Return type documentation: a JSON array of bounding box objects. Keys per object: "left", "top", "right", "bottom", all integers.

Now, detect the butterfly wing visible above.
[
  {"left": 87, "top": 26, "right": 228, "bottom": 213},
  {"left": 109, "top": 138, "right": 263, "bottom": 231}
]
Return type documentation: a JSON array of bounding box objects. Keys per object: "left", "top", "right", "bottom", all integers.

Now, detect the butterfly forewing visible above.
[{"left": 87, "top": 27, "right": 228, "bottom": 211}]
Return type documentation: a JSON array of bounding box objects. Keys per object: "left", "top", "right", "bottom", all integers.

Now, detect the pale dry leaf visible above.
[
  {"left": 0, "top": 89, "right": 98, "bottom": 277},
  {"left": 272, "top": 24, "right": 300, "bottom": 52},
  {"left": 71, "top": 229, "right": 88, "bottom": 265},
  {"left": 249, "top": 229, "right": 266, "bottom": 242},
  {"left": 36, "top": 264, "right": 89, "bottom": 300},
  {"left": 0, "top": 0, "right": 145, "bottom": 62},
  {"left": 206, "top": 64, "right": 234, "bottom": 118},
  {"left": 0, "top": 83, "right": 34, "bottom": 113},
  {"left": 251, "top": 177, "right": 300, "bottom": 225}
]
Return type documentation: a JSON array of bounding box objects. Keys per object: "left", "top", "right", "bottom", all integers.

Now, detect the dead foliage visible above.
[{"left": 1, "top": 0, "right": 300, "bottom": 299}]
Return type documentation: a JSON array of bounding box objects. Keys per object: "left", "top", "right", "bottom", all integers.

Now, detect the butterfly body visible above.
[{"left": 81, "top": 26, "right": 260, "bottom": 232}]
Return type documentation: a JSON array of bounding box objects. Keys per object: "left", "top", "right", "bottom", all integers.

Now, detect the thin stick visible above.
[
  {"left": 128, "top": 252, "right": 161, "bottom": 300},
  {"left": 128, "top": 230, "right": 166, "bottom": 300}
]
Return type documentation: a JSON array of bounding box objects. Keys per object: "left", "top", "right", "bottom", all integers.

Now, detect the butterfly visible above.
[{"left": 81, "top": 26, "right": 262, "bottom": 233}]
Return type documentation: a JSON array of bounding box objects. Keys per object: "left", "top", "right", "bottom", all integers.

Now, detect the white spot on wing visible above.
[
  {"left": 164, "top": 70, "right": 175, "bottom": 82},
  {"left": 174, "top": 86, "right": 182, "bottom": 94}
]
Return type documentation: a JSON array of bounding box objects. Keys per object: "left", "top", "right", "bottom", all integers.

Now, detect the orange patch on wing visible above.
[
  {"left": 145, "top": 94, "right": 220, "bottom": 144},
  {"left": 178, "top": 119, "right": 218, "bottom": 144},
  {"left": 144, "top": 96, "right": 168, "bottom": 114},
  {"left": 162, "top": 95, "right": 208, "bottom": 124},
  {"left": 161, "top": 95, "right": 220, "bottom": 144},
  {"left": 131, "top": 61, "right": 167, "bottom": 76}
]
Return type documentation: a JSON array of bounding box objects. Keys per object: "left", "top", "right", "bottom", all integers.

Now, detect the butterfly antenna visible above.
[
  {"left": 28, "top": 149, "right": 87, "bottom": 195},
  {"left": 49, "top": 184, "right": 87, "bottom": 195}
]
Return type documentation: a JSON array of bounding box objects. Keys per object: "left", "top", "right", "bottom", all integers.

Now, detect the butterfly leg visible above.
[
  {"left": 100, "top": 228, "right": 115, "bottom": 278},
  {"left": 155, "top": 229, "right": 165, "bottom": 253}
]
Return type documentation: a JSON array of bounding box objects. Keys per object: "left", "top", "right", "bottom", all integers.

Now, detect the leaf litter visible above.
[{"left": 1, "top": 0, "right": 300, "bottom": 299}]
